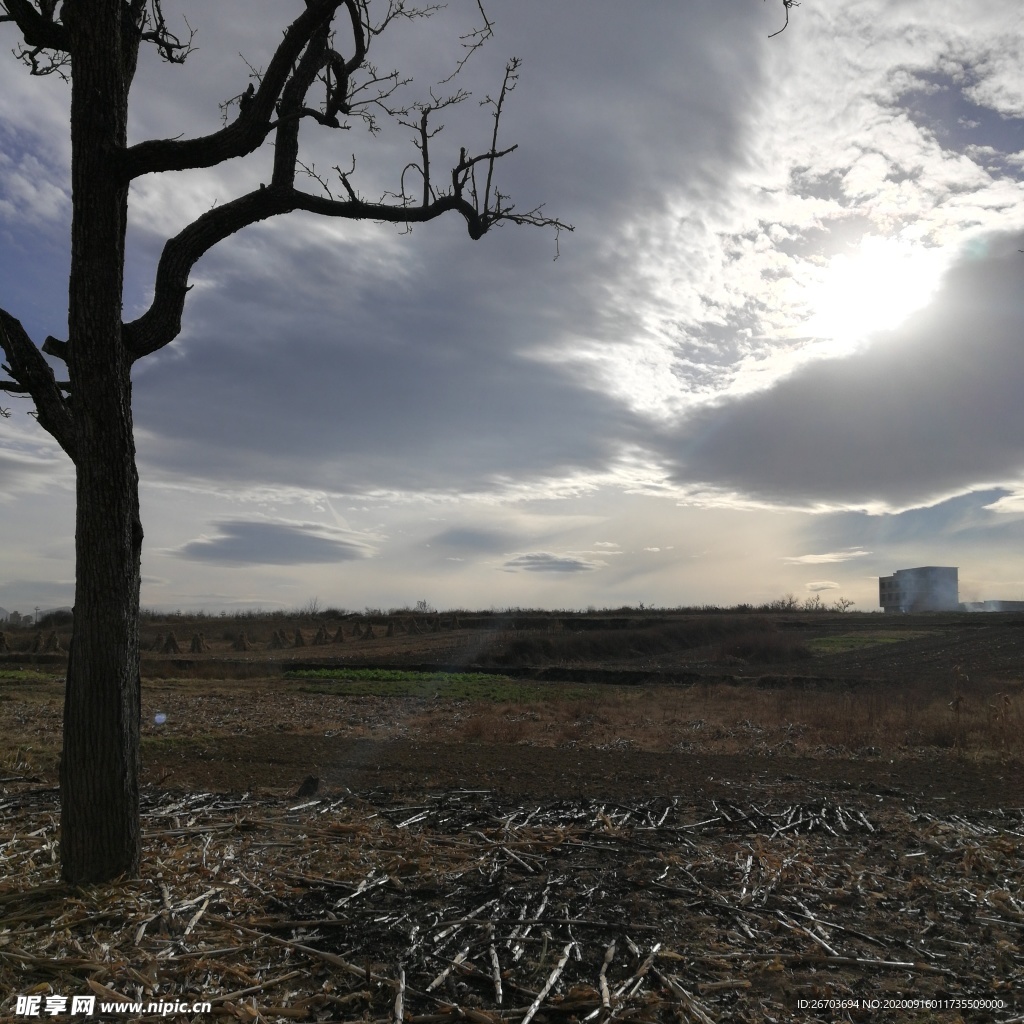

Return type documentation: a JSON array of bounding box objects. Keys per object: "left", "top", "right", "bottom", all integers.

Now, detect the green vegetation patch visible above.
[
  {"left": 285, "top": 667, "right": 588, "bottom": 702},
  {"left": 0, "top": 668, "right": 54, "bottom": 685},
  {"left": 807, "top": 630, "right": 939, "bottom": 655},
  {"left": 287, "top": 667, "right": 506, "bottom": 683}
]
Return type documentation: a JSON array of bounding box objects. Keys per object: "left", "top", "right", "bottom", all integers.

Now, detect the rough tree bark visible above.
[
  {"left": 59, "top": 0, "right": 144, "bottom": 881},
  {"left": 0, "top": 0, "right": 568, "bottom": 884}
]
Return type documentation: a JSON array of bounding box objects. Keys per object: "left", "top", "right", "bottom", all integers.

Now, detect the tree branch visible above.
[
  {"left": 766, "top": 0, "right": 799, "bottom": 38},
  {"left": 0, "top": 308, "right": 77, "bottom": 460},
  {"left": 122, "top": 185, "right": 462, "bottom": 360},
  {"left": 122, "top": 0, "right": 572, "bottom": 360},
  {"left": 0, "top": 0, "right": 70, "bottom": 52},
  {"left": 439, "top": 0, "right": 493, "bottom": 83},
  {"left": 123, "top": 0, "right": 345, "bottom": 180},
  {"left": 137, "top": 1, "right": 196, "bottom": 64},
  {"left": 124, "top": 175, "right": 570, "bottom": 361},
  {"left": 481, "top": 58, "right": 519, "bottom": 219},
  {"left": 41, "top": 335, "right": 68, "bottom": 361},
  {"left": 271, "top": 12, "right": 335, "bottom": 188}
]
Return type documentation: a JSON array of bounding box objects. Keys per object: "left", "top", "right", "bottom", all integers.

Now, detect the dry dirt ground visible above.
[
  {"left": 10, "top": 609, "right": 1024, "bottom": 809},
  {"left": 3, "top": 612, "right": 1024, "bottom": 1022}
]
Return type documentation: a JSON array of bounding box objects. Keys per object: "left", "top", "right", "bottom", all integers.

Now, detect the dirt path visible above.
[{"left": 146, "top": 732, "right": 1024, "bottom": 814}]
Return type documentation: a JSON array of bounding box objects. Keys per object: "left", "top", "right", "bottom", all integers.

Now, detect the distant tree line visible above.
[{"left": 1, "top": 608, "right": 74, "bottom": 628}]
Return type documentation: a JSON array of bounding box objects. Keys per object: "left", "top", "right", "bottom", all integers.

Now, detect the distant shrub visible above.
[
  {"left": 37, "top": 609, "right": 73, "bottom": 629},
  {"left": 759, "top": 595, "right": 802, "bottom": 612},
  {"left": 476, "top": 616, "right": 782, "bottom": 667}
]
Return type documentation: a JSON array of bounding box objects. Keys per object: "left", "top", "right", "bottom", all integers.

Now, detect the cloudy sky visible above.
[{"left": 3, "top": 0, "right": 1024, "bottom": 616}]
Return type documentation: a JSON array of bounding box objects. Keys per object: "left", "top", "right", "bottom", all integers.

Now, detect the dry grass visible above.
[
  {"left": 420, "top": 678, "right": 1024, "bottom": 761},
  {"left": 3, "top": 662, "right": 1024, "bottom": 773},
  {"left": 142, "top": 659, "right": 282, "bottom": 681}
]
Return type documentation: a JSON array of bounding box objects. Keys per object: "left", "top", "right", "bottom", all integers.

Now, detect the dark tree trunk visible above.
[
  {"left": 0, "top": 0, "right": 558, "bottom": 883},
  {"left": 59, "top": 0, "right": 144, "bottom": 884}
]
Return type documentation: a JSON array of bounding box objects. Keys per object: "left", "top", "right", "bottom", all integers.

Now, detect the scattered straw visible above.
[{"left": 2, "top": 786, "right": 1022, "bottom": 1023}]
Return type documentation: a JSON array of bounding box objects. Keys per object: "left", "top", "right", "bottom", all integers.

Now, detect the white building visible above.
[{"left": 878, "top": 566, "right": 958, "bottom": 613}]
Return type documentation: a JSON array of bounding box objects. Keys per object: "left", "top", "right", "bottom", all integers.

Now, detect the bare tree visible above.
[{"left": 0, "top": 0, "right": 567, "bottom": 883}]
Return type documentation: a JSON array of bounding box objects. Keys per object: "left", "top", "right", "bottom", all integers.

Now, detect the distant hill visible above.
[{"left": 0, "top": 607, "right": 8, "bottom": 621}]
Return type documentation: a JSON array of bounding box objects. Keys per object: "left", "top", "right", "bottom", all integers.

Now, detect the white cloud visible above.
[
  {"left": 785, "top": 549, "right": 872, "bottom": 565},
  {"left": 0, "top": 421, "right": 73, "bottom": 500},
  {"left": 0, "top": 151, "right": 68, "bottom": 223}
]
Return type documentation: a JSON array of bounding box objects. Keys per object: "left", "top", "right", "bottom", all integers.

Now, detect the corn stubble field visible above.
[{"left": 3, "top": 609, "right": 1024, "bottom": 1022}]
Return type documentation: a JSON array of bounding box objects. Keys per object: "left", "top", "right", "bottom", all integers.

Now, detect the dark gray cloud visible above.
[
  {"left": 132, "top": 225, "right": 645, "bottom": 495},
  {"left": 171, "top": 518, "right": 372, "bottom": 566},
  {"left": 502, "top": 552, "right": 602, "bottom": 573},
  {"left": 121, "top": 0, "right": 771, "bottom": 499},
  {"left": 804, "top": 488, "right": 1024, "bottom": 552},
  {"left": 659, "top": 232, "right": 1024, "bottom": 510}
]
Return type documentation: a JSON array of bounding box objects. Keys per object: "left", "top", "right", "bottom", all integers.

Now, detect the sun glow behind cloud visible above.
[{"left": 799, "top": 236, "right": 951, "bottom": 353}]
